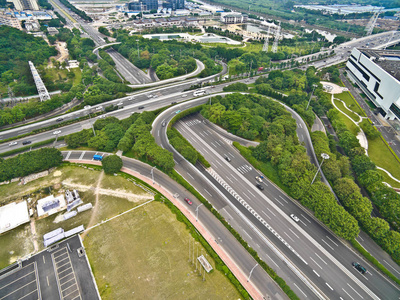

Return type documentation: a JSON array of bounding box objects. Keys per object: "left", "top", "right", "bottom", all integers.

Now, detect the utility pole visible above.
[
  {"left": 151, "top": 166, "right": 156, "bottom": 184},
  {"left": 247, "top": 263, "right": 258, "bottom": 282},
  {"left": 195, "top": 203, "right": 203, "bottom": 222}
]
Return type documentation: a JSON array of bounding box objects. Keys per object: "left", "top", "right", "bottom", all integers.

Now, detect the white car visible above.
[
  {"left": 84, "top": 105, "right": 91, "bottom": 109},
  {"left": 117, "top": 102, "right": 123, "bottom": 106},
  {"left": 290, "top": 214, "right": 300, "bottom": 222},
  {"left": 147, "top": 94, "right": 153, "bottom": 98},
  {"left": 255, "top": 176, "right": 263, "bottom": 183},
  {"left": 8, "top": 141, "right": 17, "bottom": 146},
  {"left": 53, "top": 130, "right": 61, "bottom": 135}
]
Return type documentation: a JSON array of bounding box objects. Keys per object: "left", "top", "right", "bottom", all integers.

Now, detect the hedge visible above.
[{"left": 0, "top": 138, "right": 57, "bottom": 158}]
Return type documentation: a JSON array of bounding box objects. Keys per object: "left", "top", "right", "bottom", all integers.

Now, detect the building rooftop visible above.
[{"left": 361, "top": 49, "right": 400, "bottom": 82}]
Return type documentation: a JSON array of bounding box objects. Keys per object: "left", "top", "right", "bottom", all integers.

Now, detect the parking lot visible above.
[{"left": 0, "top": 235, "right": 99, "bottom": 300}]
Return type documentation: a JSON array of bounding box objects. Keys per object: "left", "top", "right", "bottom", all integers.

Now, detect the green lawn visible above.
[
  {"left": 84, "top": 201, "right": 240, "bottom": 300},
  {"left": 333, "top": 99, "right": 360, "bottom": 122},
  {"left": 0, "top": 223, "right": 34, "bottom": 269},
  {"left": 335, "top": 92, "right": 365, "bottom": 117},
  {"left": 377, "top": 169, "right": 400, "bottom": 189},
  {"left": 336, "top": 108, "right": 360, "bottom": 136},
  {"left": 368, "top": 137, "right": 400, "bottom": 183}
]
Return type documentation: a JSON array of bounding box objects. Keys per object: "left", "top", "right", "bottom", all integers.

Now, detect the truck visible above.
[
  {"left": 258, "top": 67, "right": 264, "bottom": 72},
  {"left": 93, "top": 154, "right": 103, "bottom": 161}
]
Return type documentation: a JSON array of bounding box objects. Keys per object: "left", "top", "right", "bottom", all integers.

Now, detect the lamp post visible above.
[
  {"left": 247, "top": 263, "right": 258, "bottom": 282},
  {"left": 306, "top": 84, "right": 318, "bottom": 111},
  {"left": 195, "top": 203, "right": 203, "bottom": 222},
  {"left": 311, "top": 153, "right": 330, "bottom": 185},
  {"left": 87, "top": 108, "right": 96, "bottom": 137}
]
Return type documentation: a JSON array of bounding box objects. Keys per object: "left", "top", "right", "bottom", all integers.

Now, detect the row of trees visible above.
[
  {"left": 114, "top": 34, "right": 221, "bottom": 79},
  {"left": 326, "top": 107, "right": 400, "bottom": 261},
  {"left": 58, "top": 0, "right": 92, "bottom": 21},
  {"left": 0, "top": 148, "right": 63, "bottom": 182}
]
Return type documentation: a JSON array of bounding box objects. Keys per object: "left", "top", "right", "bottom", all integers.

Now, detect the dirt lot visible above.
[{"left": 342, "top": 18, "right": 400, "bottom": 31}]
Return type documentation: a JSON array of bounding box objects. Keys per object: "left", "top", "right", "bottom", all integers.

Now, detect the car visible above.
[
  {"left": 224, "top": 154, "right": 231, "bottom": 162},
  {"left": 162, "top": 122, "right": 166, "bottom": 127},
  {"left": 138, "top": 106, "right": 145, "bottom": 110},
  {"left": 147, "top": 94, "right": 153, "bottom": 98},
  {"left": 256, "top": 183, "right": 264, "bottom": 190},
  {"left": 84, "top": 105, "right": 91, "bottom": 109},
  {"left": 153, "top": 95, "right": 158, "bottom": 98},
  {"left": 95, "top": 106, "right": 103, "bottom": 111},
  {"left": 22, "top": 140, "right": 32, "bottom": 145},
  {"left": 171, "top": 101, "right": 177, "bottom": 104},
  {"left": 117, "top": 102, "right": 123, "bottom": 106},
  {"left": 175, "top": 110, "right": 181, "bottom": 114},
  {"left": 8, "top": 141, "right": 18, "bottom": 147},
  {"left": 255, "top": 176, "right": 263, "bottom": 183},
  {"left": 56, "top": 118, "right": 64, "bottom": 122},
  {"left": 182, "top": 94, "right": 187, "bottom": 97},
  {"left": 184, "top": 197, "right": 192, "bottom": 205},
  {"left": 211, "top": 85, "right": 215, "bottom": 88},
  {"left": 352, "top": 262, "right": 367, "bottom": 274},
  {"left": 290, "top": 214, "right": 300, "bottom": 222},
  {"left": 53, "top": 130, "right": 61, "bottom": 135}
]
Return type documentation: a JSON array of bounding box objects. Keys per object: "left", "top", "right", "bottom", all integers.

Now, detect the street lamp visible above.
[
  {"left": 306, "top": 84, "right": 318, "bottom": 111},
  {"left": 195, "top": 203, "right": 203, "bottom": 222},
  {"left": 247, "top": 263, "right": 258, "bottom": 282},
  {"left": 311, "top": 153, "right": 330, "bottom": 185},
  {"left": 86, "top": 107, "right": 96, "bottom": 137}
]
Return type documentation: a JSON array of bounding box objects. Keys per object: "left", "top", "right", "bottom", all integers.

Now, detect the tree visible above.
[
  {"left": 351, "top": 155, "right": 375, "bottom": 176},
  {"left": 102, "top": 155, "right": 123, "bottom": 174}
]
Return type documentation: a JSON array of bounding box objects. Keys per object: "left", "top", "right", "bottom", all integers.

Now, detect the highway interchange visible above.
[{"left": 3, "top": 10, "right": 400, "bottom": 298}]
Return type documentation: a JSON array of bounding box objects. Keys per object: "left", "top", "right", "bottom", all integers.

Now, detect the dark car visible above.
[
  {"left": 171, "top": 101, "right": 177, "bottom": 104},
  {"left": 138, "top": 106, "right": 145, "bottom": 110},
  {"left": 184, "top": 197, "right": 192, "bottom": 205},
  {"left": 256, "top": 183, "right": 264, "bottom": 190},
  {"left": 352, "top": 262, "right": 367, "bottom": 274},
  {"left": 224, "top": 154, "right": 231, "bottom": 162},
  {"left": 56, "top": 118, "right": 64, "bottom": 122},
  {"left": 22, "top": 140, "right": 32, "bottom": 145}
]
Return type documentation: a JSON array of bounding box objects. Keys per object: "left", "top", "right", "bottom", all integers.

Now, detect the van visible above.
[{"left": 93, "top": 155, "right": 103, "bottom": 161}]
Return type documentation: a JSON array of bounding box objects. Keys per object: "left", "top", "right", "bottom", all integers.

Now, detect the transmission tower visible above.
[
  {"left": 262, "top": 26, "right": 270, "bottom": 52},
  {"left": 365, "top": 10, "right": 380, "bottom": 36},
  {"left": 28, "top": 61, "right": 50, "bottom": 102},
  {"left": 271, "top": 21, "right": 281, "bottom": 53}
]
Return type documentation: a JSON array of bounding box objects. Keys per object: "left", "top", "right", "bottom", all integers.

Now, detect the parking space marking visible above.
[{"left": 52, "top": 247, "right": 81, "bottom": 300}]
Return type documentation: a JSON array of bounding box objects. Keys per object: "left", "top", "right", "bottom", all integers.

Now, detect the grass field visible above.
[
  {"left": 335, "top": 92, "right": 365, "bottom": 116},
  {"left": 333, "top": 99, "right": 360, "bottom": 122},
  {"left": 0, "top": 224, "right": 34, "bottom": 269},
  {"left": 377, "top": 169, "right": 400, "bottom": 189},
  {"left": 335, "top": 108, "right": 360, "bottom": 136},
  {"left": 84, "top": 201, "right": 240, "bottom": 300},
  {"left": 201, "top": 42, "right": 262, "bottom": 53}
]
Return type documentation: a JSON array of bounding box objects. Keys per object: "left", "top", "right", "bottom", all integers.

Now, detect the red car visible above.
[{"left": 184, "top": 197, "right": 192, "bottom": 205}]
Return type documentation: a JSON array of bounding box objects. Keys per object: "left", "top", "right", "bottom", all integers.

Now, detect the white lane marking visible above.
[
  {"left": 383, "top": 260, "right": 400, "bottom": 275},
  {"left": 204, "top": 189, "right": 212, "bottom": 197},
  {"left": 275, "top": 199, "right": 284, "bottom": 206},
  {"left": 279, "top": 195, "right": 288, "bottom": 203},
  {"left": 261, "top": 211, "right": 271, "bottom": 220},
  {"left": 43, "top": 256, "right": 45, "bottom": 264},
  {"left": 242, "top": 192, "right": 251, "bottom": 200},
  {"left": 242, "top": 229, "right": 252, "bottom": 239},
  {"left": 158, "top": 130, "right": 160, "bottom": 136},
  {"left": 325, "top": 236, "right": 339, "bottom": 247},
  {"left": 301, "top": 214, "right": 311, "bottom": 223},
  {"left": 264, "top": 253, "right": 280, "bottom": 269},
  {"left": 211, "top": 142, "right": 216, "bottom": 147},
  {"left": 326, "top": 282, "right": 334, "bottom": 291},
  {"left": 222, "top": 208, "right": 234, "bottom": 220},
  {"left": 310, "top": 257, "right": 322, "bottom": 269},
  {"left": 199, "top": 132, "right": 204, "bottom": 137},
  {"left": 347, "top": 283, "right": 363, "bottom": 299},
  {"left": 203, "top": 148, "right": 209, "bottom": 154},
  {"left": 284, "top": 231, "right": 294, "bottom": 242},
  {"left": 266, "top": 207, "right": 276, "bottom": 217},
  {"left": 228, "top": 152, "right": 235, "bottom": 158},
  {"left": 342, "top": 288, "right": 355, "bottom": 300},
  {"left": 315, "top": 253, "right": 328, "bottom": 265},
  {"left": 215, "top": 141, "right": 221, "bottom": 146},
  {"left": 358, "top": 235, "right": 364, "bottom": 241},
  {"left": 299, "top": 220, "right": 308, "bottom": 227},
  {"left": 231, "top": 174, "right": 238, "bottom": 181},
  {"left": 187, "top": 172, "right": 194, "bottom": 180},
  {"left": 293, "top": 283, "right": 308, "bottom": 298},
  {"left": 313, "top": 270, "right": 320, "bottom": 277},
  {"left": 47, "top": 276, "right": 50, "bottom": 286},
  {"left": 248, "top": 190, "right": 256, "bottom": 197},
  {"left": 289, "top": 228, "right": 300, "bottom": 239},
  {"left": 321, "top": 239, "right": 334, "bottom": 251},
  {"left": 216, "top": 161, "right": 222, "bottom": 166},
  {"left": 298, "top": 123, "right": 303, "bottom": 128},
  {"left": 226, "top": 177, "right": 233, "bottom": 183}
]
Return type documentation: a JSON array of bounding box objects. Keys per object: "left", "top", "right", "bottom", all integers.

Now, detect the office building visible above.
[
  {"left": 163, "top": 0, "right": 185, "bottom": 10},
  {"left": 220, "top": 12, "right": 248, "bottom": 24},
  {"left": 7, "top": 0, "right": 39, "bottom": 11},
  {"left": 128, "top": 0, "right": 158, "bottom": 12},
  {"left": 0, "top": 12, "right": 22, "bottom": 29},
  {"left": 346, "top": 48, "right": 400, "bottom": 120}
]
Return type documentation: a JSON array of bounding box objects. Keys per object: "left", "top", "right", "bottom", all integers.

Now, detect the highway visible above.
[{"left": 152, "top": 96, "right": 400, "bottom": 299}]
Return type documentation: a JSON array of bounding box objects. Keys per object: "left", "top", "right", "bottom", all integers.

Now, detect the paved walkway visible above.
[{"left": 66, "top": 159, "right": 267, "bottom": 300}]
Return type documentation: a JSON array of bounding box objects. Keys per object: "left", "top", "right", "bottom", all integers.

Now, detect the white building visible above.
[
  {"left": 220, "top": 12, "right": 248, "bottom": 24},
  {"left": 7, "top": 0, "right": 39, "bottom": 11},
  {"left": 0, "top": 13, "right": 22, "bottom": 30},
  {"left": 346, "top": 48, "right": 400, "bottom": 120}
]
